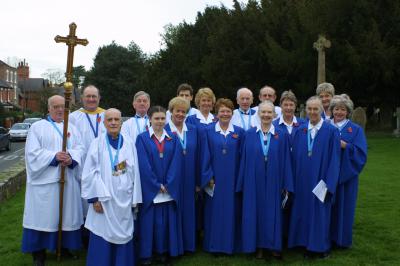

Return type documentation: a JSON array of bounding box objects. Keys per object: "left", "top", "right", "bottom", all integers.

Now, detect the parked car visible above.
[
  {"left": 9, "top": 123, "right": 31, "bottom": 141},
  {"left": 0, "top": 127, "right": 10, "bottom": 151},
  {"left": 23, "top": 117, "right": 42, "bottom": 125}
]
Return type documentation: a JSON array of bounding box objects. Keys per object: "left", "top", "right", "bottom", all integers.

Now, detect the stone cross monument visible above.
[{"left": 313, "top": 35, "right": 331, "bottom": 85}]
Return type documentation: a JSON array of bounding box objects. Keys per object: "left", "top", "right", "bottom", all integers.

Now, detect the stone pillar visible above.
[{"left": 313, "top": 35, "right": 331, "bottom": 85}]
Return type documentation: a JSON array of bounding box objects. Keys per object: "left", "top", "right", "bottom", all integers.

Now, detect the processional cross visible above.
[
  {"left": 313, "top": 35, "right": 331, "bottom": 85},
  {"left": 54, "top": 22, "right": 88, "bottom": 261}
]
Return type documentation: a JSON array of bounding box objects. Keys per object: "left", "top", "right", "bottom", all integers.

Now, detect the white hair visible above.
[
  {"left": 236, "top": 87, "right": 253, "bottom": 99},
  {"left": 257, "top": 100, "right": 276, "bottom": 115}
]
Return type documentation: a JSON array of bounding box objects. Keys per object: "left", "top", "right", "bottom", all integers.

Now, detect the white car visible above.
[{"left": 9, "top": 123, "right": 31, "bottom": 141}]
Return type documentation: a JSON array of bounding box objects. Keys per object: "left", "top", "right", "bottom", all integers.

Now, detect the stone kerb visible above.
[{"left": 0, "top": 162, "right": 26, "bottom": 204}]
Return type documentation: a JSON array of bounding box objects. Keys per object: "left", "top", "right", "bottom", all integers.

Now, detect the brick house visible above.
[{"left": 0, "top": 60, "right": 18, "bottom": 110}]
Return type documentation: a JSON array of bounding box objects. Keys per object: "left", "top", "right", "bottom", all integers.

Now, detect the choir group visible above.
[{"left": 21, "top": 82, "right": 368, "bottom": 266}]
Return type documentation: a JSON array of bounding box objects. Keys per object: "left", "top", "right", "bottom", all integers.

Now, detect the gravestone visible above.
[
  {"left": 313, "top": 35, "right": 331, "bottom": 85},
  {"left": 393, "top": 107, "right": 400, "bottom": 137},
  {"left": 351, "top": 107, "right": 367, "bottom": 131},
  {"left": 299, "top": 103, "right": 307, "bottom": 119}
]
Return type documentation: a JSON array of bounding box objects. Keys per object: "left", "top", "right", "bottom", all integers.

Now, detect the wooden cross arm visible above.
[{"left": 54, "top": 35, "right": 89, "bottom": 46}]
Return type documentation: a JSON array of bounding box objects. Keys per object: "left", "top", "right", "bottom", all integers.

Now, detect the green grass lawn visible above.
[{"left": 1, "top": 133, "right": 399, "bottom": 265}]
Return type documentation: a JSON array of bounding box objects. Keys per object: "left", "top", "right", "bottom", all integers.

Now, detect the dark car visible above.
[{"left": 0, "top": 127, "right": 11, "bottom": 151}]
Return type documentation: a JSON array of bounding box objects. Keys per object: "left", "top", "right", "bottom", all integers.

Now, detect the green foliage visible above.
[
  {"left": 85, "top": 0, "right": 400, "bottom": 109},
  {"left": 85, "top": 41, "right": 146, "bottom": 115}
]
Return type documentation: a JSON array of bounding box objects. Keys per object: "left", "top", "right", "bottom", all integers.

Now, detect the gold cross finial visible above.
[{"left": 55, "top": 22, "right": 88, "bottom": 83}]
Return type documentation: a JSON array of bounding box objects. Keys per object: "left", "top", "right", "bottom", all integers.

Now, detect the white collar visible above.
[
  {"left": 238, "top": 108, "right": 252, "bottom": 115},
  {"left": 196, "top": 111, "right": 214, "bottom": 124},
  {"left": 168, "top": 121, "right": 188, "bottom": 133},
  {"left": 308, "top": 118, "right": 324, "bottom": 130},
  {"left": 215, "top": 121, "right": 234, "bottom": 134},
  {"left": 148, "top": 126, "right": 170, "bottom": 142},
  {"left": 279, "top": 115, "right": 298, "bottom": 126},
  {"left": 256, "top": 123, "right": 275, "bottom": 135}
]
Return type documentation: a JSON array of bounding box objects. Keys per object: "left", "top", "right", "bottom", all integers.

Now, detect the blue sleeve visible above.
[
  {"left": 68, "top": 159, "right": 78, "bottom": 169},
  {"left": 49, "top": 156, "right": 59, "bottom": 167},
  {"left": 87, "top": 197, "right": 98, "bottom": 203},
  {"left": 339, "top": 125, "right": 367, "bottom": 184}
]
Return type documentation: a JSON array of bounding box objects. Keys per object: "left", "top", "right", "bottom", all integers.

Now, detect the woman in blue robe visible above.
[
  {"left": 165, "top": 97, "right": 199, "bottom": 253},
  {"left": 200, "top": 98, "right": 244, "bottom": 254},
  {"left": 288, "top": 96, "right": 341, "bottom": 258},
  {"left": 272, "top": 90, "right": 305, "bottom": 242},
  {"left": 136, "top": 106, "right": 183, "bottom": 265},
  {"left": 186, "top": 87, "right": 217, "bottom": 237},
  {"left": 329, "top": 95, "right": 367, "bottom": 248},
  {"left": 273, "top": 90, "right": 306, "bottom": 144},
  {"left": 237, "top": 101, "right": 294, "bottom": 260}
]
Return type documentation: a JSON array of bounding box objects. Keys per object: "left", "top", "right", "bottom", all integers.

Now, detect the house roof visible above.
[
  {"left": 0, "top": 79, "right": 12, "bottom": 88},
  {"left": 18, "top": 78, "right": 50, "bottom": 92}
]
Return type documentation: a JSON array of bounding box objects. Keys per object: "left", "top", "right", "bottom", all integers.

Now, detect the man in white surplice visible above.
[
  {"left": 82, "top": 108, "right": 142, "bottom": 266},
  {"left": 231, "top": 87, "right": 257, "bottom": 130},
  {"left": 22, "top": 95, "right": 85, "bottom": 266},
  {"left": 121, "top": 91, "right": 151, "bottom": 145},
  {"left": 69, "top": 85, "right": 106, "bottom": 155}
]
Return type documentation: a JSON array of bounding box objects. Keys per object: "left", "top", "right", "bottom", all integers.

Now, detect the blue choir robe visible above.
[
  {"left": 22, "top": 119, "right": 84, "bottom": 253},
  {"left": 330, "top": 120, "right": 367, "bottom": 248},
  {"left": 237, "top": 125, "right": 294, "bottom": 252},
  {"left": 186, "top": 112, "right": 215, "bottom": 231},
  {"left": 273, "top": 116, "right": 306, "bottom": 145},
  {"left": 135, "top": 128, "right": 183, "bottom": 259},
  {"left": 165, "top": 121, "right": 199, "bottom": 252},
  {"left": 288, "top": 120, "right": 341, "bottom": 253},
  {"left": 272, "top": 116, "right": 306, "bottom": 239},
  {"left": 200, "top": 122, "right": 244, "bottom": 254}
]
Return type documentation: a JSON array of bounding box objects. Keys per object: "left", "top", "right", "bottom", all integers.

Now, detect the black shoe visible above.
[
  {"left": 271, "top": 251, "right": 283, "bottom": 260},
  {"left": 140, "top": 259, "right": 152, "bottom": 265},
  {"left": 33, "top": 260, "right": 45, "bottom": 266},
  {"left": 318, "top": 251, "right": 330, "bottom": 259},
  {"left": 32, "top": 250, "right": 46, "bottom": 266},
  {"left": 303, "top": 250, "right": 315, "bottom": 259},
  {"left": 61, "top": 248, "right": 79, "bottom": 260}
]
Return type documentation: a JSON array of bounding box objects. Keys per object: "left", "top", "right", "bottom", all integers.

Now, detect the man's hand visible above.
[
  {"left": 93, "top": 201, "right": 104, "bottom": 213},
  {"left": 56, "top": 151, "right": 72, "bottom": 166}
]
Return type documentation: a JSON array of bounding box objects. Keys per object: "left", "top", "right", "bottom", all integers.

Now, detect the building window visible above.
[{"left": 6, "top": 70, "right": 9, "bottom": 82}]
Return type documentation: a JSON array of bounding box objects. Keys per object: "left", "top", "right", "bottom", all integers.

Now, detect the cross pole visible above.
[
  {"left": 54, "top": 22, "right": 88, "bottom": 261},
  {"left": 313, "top": 35, "right": 331, "bottom": 85}
]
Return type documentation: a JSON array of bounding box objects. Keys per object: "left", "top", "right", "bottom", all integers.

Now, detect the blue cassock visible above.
[
  {"left": 165, "top": 122, "right": 199, "bottom": 252},
  {"left": 288, "top": 121, "right": 340, "bottom": 253},
  {"left": 135, "top": 132, "right": 183, "bottom": 259},
  {"left": 200, "top": 123, "right": 244, "bottom": 254},
  {"left": 186, "top": 114, "right": 216, "bottom": 231},
  {"left": 237, "top": 127, "right": 294, "bottom": 253},
  {"left": 331, "top": 120, "right": 367, "bottom": 248}
]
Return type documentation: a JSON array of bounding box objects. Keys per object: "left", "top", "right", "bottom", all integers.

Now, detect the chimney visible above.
[{"left": 17, "top": 59, "right": 29, "bottom": 80}]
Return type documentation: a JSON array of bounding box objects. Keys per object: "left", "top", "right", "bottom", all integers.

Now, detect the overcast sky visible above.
[{"left": 1, "top": 0, "right": 246, "bottom": 78}]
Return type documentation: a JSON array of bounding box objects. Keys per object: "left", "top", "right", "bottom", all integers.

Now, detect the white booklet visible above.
[
  {"left": 153, "top": 192, "right": 173, "bottom": 204},
  {"left": 312, "top": 179, "right": 328, "bottom": 203},
  {"left": 204, "top": 184, "right": 215, "bottom": 197}
]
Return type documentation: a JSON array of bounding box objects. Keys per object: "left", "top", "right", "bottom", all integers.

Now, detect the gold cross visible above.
[{"left": 54, "top": 22, "right": 88, "bottom": 82}]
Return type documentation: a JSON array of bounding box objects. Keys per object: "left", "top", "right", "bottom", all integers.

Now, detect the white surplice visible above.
[
  {"left": 23, "top": 119, "right": 85, "bottom": 232},
  {"left": 69, "top": 108, "right": 106, "bottom": 215},
  {"left": 81, "top": 133, "right": 142, "bottom": 244}
]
